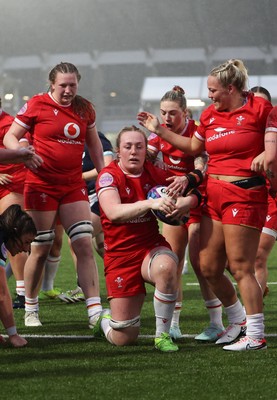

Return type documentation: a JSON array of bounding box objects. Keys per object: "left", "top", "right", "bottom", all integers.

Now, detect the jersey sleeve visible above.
[
  {"left": 254, "top": 97, "right": 273, "bottom": 132},
  {"left": 14, "top": 94, "right": 42, "bottom": 130},
  {"left": 194, "top": 110, "right": 210, "bottom": 142},
  {"left": 96, "top": 162, "right": 119, "bottom": 195},
  {"left": 147, "top": 132, "right": 161, "bottom": 156},
  {"left": 265, "top": 106, "right": 277, "bottom": 133}
]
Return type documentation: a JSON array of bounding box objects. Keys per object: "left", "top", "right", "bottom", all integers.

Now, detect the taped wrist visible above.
[
  {"left": 184, "top": 169, "right": 203, "bottom": 193},
  {"left": 186, "top": 188, "right": 202, "bottom": 208}
]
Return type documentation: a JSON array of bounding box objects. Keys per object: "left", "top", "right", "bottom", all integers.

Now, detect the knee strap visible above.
[
  {"left": 148, "top": 249, "right": 178, "bottom": 280},
  {"left": 33, "top": 230, "right": 55, "bottom": 246},
  {"left": 109, "top": 315, "right": 140, "bottom": 330},
  {"left": 67, "top": 220, "right": 94, "bottom": 243}
]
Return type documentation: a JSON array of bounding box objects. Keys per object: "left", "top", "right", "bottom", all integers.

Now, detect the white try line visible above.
[{"left": 5, "top": 333, "right": 277, "bottom": 339}]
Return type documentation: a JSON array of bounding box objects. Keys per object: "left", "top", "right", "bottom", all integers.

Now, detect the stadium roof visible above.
[{"left": 0, "top": 0, "right": 276, "bottom": 131}]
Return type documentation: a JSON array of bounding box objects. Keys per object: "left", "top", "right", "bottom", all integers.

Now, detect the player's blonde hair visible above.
[{"left": 209, "top": 59, "right": 248, "bottom": 91}]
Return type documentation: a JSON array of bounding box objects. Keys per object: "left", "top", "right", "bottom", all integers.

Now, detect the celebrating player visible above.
[
  {"left": 147, "top": 86, "right": 225, "bottom": 341},
  {"left": 138, "top": 59, "right": 272, "bottom": 351}
]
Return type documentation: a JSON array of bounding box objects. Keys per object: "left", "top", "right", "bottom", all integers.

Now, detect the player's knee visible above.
[
  {"left": 151, "top": 249, "right": 178, "bottom": 273},
  {"left": 109, "top": 326, "right": 140, "bottom": 346},
  {"left": 67, "top": 220, "right": 94, "bottom": 243},
  {"left": 159, "top": 255, "right": 178, "bottom": 280},
  {"left": 149, "top": 250, "right": 178, "bottom": 289},
  {"left": 33, "top": 229, "right": 55, "bottom": 247},
  {"left": 199, "top": 260, "right": 222, "bottom": 281},
  {"left": 110, "top": 315, "right": 140, "bottom": 330},
  {"left": 109, "top": 316, "right": 140, "bottom": 346}
]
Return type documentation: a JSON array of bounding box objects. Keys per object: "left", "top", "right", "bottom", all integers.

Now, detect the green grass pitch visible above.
[{"left": 2, "top": 235, "right": 277, "bottom": 400}]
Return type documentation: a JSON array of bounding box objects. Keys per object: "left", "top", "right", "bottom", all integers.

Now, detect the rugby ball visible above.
[{"left": 147, "top": 185, "right": 189, "bottom": 226}]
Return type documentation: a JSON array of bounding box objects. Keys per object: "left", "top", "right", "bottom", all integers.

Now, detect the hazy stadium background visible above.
[{"left": 0, "top": 0, "right": 276, "bottom": 140}]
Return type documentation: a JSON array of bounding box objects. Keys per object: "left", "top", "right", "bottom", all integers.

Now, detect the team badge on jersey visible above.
[
  {"left": 236, "top": 116, "right": 245, "bottom": 125},
  {"left": 99, "top": 172, "right": 114, "bottom": 187},
  {"left": 115, "top": 276, "right": 124, "bottom": 288},
  {"left": 148, "top": 132, "right": 158, "bottom": 140},
  {"left": 40, "top": 193, "right": 48, "bottom": 203},
  {"left": 17, "top": 103, "right": 28, "bottom": 115}
]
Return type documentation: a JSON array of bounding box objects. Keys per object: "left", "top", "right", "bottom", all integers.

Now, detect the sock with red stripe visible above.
[
  {"left": 86, "top": 297, "right": 102, "bottom": 320},
  {"left": 154, "top": 288, "right": 177, "bottom": 337},
  {"left": 16, "top": 280, "right": 25, "bottom": 296},
  {"left": 205, "top": 298, "right": 224, "bottom": 329},
  {"left": 25, "top": 296, "right": 39, "bottom": 313}
]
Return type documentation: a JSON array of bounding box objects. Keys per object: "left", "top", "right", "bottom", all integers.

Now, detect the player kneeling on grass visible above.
[
  {"left": 94, "top": 126, "right": 202, "bottom": 352},
  {"left": 0, "top": 204, "right": 36, "bottom": 347}
]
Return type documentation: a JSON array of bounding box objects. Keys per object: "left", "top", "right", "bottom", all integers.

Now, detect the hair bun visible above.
[{"left": 172, "top": 86, "right": 185, "bottom": 95}]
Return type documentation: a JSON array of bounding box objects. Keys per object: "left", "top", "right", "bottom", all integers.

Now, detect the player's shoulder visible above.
[
  {"left": 97, "top": 161, "right": 119, "bottom": 189},
  {"left": 32, "top": 92, "right": 48, "bottom": 102},
  {"left": 0, "top": 111, "right": 13, "bottom": 125},
  {"left": 267, "top": 105, "right": 277, "bottom": 118},
  {"left": 25, "top": 92, "right": 50, "bottom": 109},
  {"left": 98, "top": 160, "right": 118, "bottom": 178},
  {"left": 199, "top": 104, "right": 215, "bottom": 125},
  {"left": 266, "top": 106, "right": 277, "bottom": 129}
]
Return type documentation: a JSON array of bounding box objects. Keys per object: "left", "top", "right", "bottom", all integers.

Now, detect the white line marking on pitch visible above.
[{"left": 8, "top": 333, "right": 277, "bottom": 339}]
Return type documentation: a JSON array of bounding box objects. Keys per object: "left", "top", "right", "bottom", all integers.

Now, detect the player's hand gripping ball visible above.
[{"left": 147, "top": 185, "right": 189, "bottom": 226}]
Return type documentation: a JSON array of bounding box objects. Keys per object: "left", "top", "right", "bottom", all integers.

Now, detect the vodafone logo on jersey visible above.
[
  {"left": 169, "top": 156, "right": 181, "bottom": 165},
  {"left": 64, "top": 122, "right": 80, "bottom": 139}
]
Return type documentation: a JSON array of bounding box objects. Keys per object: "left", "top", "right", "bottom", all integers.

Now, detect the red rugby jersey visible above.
[
  {"left": 195, "top": 94, "right": 272, "bottom": 176},
  {"left": 14, "top": 92, "right": 95, "bottom": 185}
]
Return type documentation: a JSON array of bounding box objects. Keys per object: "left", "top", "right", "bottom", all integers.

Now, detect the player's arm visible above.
[
  {"left": 194, "top": 152, "right": 208, "bottom": 174},
  {"left": 146, "top": 146, "right": 158, "bottom": 162},
  {"left": 98, "top": 187, "right": 176, "bottom": 223},
  {"left": 137, "top": 111, "right": 204, "bottom": 155},
  {"left": 85, "top": 125, "right": 105, "bottom": 173},
  {"left": 265, "top": 130, "right": 277, "bottom": 191},
  {"left": 0, "top": 147, "right": 36, "bottom": 165},
  {"left": 166, "top": 167, "right": 204, "bottom": 198},
  {"left": 168, "top": 189, "right": 201, "bottom": 220},
  {"left": 3, "top": 121, "right": 43, "bottom": 168},
  {"left": 251, "top": 151, "right": 265, "bottom": 173},
  {"left": 82, "top": 152, "right": 114, "bottom": 182},
  {"left": 3, "top": 121, "right": 27, "bottom": 149},
  {"left": 0, "top": 173, "right": 13, "bottom": 185}
]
